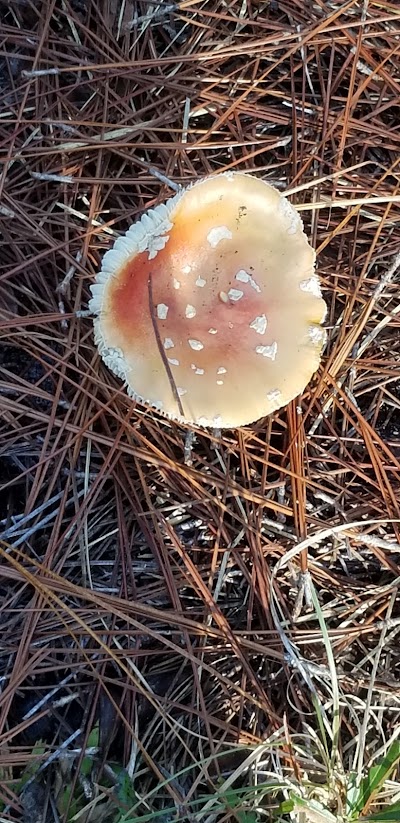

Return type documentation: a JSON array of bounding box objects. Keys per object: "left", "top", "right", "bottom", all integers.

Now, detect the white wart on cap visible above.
[{"left": 90, "top": 172, "right": 327, "bottom": 427}]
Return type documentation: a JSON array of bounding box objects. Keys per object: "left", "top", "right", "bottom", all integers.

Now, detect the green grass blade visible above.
[
  {"left": 360, "top": 801, "right": 400, "bottom": 822},
  {"left": 351, "top": 742, "right": 400, "bottom": 816}
]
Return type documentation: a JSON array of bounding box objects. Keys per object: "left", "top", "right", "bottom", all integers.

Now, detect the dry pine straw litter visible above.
[{"left": 0, "top": 1, "right": 399, "bottom": 820}]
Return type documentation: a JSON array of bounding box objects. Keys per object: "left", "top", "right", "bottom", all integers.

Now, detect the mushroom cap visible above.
[{"left": 90, "top": 172, "right": 326, "bottom": 428}]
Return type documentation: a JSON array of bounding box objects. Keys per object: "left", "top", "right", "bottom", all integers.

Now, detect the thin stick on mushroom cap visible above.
[{"left": 90, "top": 172, "right": 327, "bottom": 428}]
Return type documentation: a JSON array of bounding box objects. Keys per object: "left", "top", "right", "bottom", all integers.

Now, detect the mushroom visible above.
[{"left": 90, "top": 172, "right": 326, "bottom": 428}]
